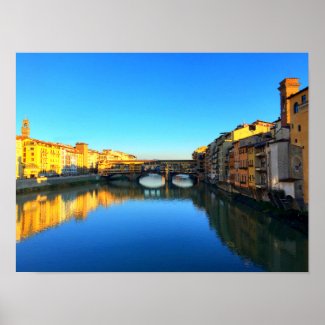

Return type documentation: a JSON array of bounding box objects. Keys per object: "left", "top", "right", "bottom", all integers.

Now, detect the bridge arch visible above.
[
  {"left": 137, "top": 171, "right": 164, "bottom": 181},
  {"left": 101, "top": 173, "right": 134, "bottom": 181}
]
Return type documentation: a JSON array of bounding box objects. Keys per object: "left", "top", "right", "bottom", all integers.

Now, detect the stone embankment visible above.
[
  {"left": 207, "top": 183, "right": 308, "bottom": 235},
  {"left": 16, "top": 175, "right": 101, "bottom": 193}
]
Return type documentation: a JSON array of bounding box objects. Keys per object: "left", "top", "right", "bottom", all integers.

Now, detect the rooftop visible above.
[{"left": 287, "top": 86, "right": 309, "bottom": 99}]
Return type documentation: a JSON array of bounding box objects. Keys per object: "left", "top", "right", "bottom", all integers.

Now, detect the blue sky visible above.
[{"left": 16, "top": 53, "right": 308, "bottom": 159}]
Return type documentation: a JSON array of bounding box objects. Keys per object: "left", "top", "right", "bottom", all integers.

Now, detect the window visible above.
[
  {"left": 302, "top": 95, "right": 306, "bottom": 104},
  {"left": 292, "top": 124, "right": 294, "bottom": 129},
  {"left": 281, "top": 96, "right": 285, "bottom": 112},
  {"left": 293, "top": 102, "right": 299, "bottom": 114},
  {"left": 298, "top": 125, "right": 301, "bottom": 132},
  {"left": 293, "top": 157, "right": 302, "bottom": 173},
  {"left": 295, "top": 139, "right": 298, "bottom": 143}
]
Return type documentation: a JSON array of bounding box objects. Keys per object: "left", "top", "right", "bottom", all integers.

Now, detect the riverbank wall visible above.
[
  {"left": 205, "top": 178, "right": 306, "bottom": 210},
  {"left": 16, "top": 175, "right": 101, "bottom": 194},
  {"left": 206, "top": 182, "right": 308, "bottom": 235}
]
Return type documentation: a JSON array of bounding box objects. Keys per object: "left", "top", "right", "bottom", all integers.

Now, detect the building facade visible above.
[
  {"left": 288, "top": 86, "right": 309, "bottom": 204},
  {"left": 193, "top": 77, "right": 308, "bottom": 210},
  {"left": 16, "top": 119, "right": 136, "bottom": 179}
]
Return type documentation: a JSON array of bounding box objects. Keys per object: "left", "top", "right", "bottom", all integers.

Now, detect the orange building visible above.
[
  {"left": 233, "top": 141, "right": 240, "bottom": 187},
  {"left": 238, "top": 144, "right": 249, "bottom": 188},
  {"left": 288, "top": 87, "right": 309, "bottom": 204},
  {"left": 278, "top": 78, "right": 301, "bottom": 127},
  {"left": 228, "top": 148, "right": 235, "bottom": 184},
  {"left": 278, "top": 78, "right": 308, "bottom": 205}
]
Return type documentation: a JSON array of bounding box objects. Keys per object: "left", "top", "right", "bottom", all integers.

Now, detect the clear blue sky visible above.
[{"left": 16, "top": 53, "right": 308, "bottom": 159}]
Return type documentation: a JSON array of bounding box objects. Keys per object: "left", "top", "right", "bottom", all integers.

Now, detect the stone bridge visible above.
[{"left": 98, "top": 159, "right": 197, "bottom": 181}]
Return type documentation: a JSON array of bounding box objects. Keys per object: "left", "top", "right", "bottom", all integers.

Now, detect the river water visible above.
[{"left": 16, "top": 175, "right": 308, "bottom": 272}]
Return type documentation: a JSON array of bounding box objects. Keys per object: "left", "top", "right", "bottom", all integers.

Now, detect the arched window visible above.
[{"left": 294, "top": 102, "right": 299, "bottom": 114}]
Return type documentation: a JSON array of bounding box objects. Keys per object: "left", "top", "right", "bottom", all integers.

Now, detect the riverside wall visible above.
[{"left": 16, "top": 175, "right": 101, "bottom": 193}]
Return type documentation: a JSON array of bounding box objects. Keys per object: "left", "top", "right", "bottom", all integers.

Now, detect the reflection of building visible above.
[
  {"left": 16, "top": 181, "right": 308, "bottom": 271},
  {"left": 194, "top": 186, "right": 308, "bottom": 271},
  {"left": 16, "top": 186, "right": 133, "bottom": 241},
  {"left": 16, "top": 180, "right": 200, "bottom": 242},
  {"left": 16, "top": 119, "right": 136, "bottom": 178}
]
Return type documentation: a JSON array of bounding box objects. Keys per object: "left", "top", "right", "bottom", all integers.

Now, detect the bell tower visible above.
[
  {"left": 278, "top": 78, "right": 300, "bottom": 127},
  {"left": 21, "top": 119, "right": 30, "bottom": 138}
]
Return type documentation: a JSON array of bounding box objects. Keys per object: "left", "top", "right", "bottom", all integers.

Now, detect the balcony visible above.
[
  {"left": 298, "top": 101, "right": 308, "bottom": 110},
  {"left": 255, "top": 152, "right": 266, "bottom": 157},
  {"left": 255, "top": 183, "right": 267, "bottom": 189},
  {"left": 255, "top": 167, "right": 266, "bottom": 172}
]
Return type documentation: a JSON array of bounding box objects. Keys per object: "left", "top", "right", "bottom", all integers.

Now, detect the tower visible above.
[
  {"left": 278, "top": 78, "right": 300, "bottom": 127},
  {"left": 21, "top": 119, "right": 30, "bottom": 138},
  {"left": 76, "top": 142, "right": 89, "bottom": 171}
]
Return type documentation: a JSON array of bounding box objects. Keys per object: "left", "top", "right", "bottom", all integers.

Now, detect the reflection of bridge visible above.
[{"left": 99, "top": 159, "right": 196, "bottom": 181}]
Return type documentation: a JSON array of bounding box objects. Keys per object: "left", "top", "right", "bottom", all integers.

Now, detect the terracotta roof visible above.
[{"left": 253, "top": 120, "right": 274, "bottom": 125}]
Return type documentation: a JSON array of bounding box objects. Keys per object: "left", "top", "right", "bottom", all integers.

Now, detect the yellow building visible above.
[
  {"left": 288, "top": 86, "right": 309, "bottom": 204},
  {"left": 231, "top": 120, "right": 274, "bottom": 141},
  {"left": 16, "top": 136, "right": 23, "bottom": 178},
  {"left": 227, "top": 121, "right": 273, "bottom": 186},
  {"left": 99, "top": 149, "right": 136, "bottom": 161},
  {"left": 22, "top": 138, "right": 62, "bottom": 178},
  {"left": 17, "top": 119, "right": 137, "bottom": 178},
  {"left": 88, "top": 149, "right": 100, "bottom": 171}
]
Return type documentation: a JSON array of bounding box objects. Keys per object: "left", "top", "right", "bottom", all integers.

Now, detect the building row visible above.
[
  {"left": 192, "top": 78, "right": 309, "bottom": 210},
  {"left": 16, "top": 119, "right": 136, "bottom": 179}
]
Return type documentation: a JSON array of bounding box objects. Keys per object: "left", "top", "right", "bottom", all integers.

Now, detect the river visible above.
[{"left": 16, "top": 175, "right": 308, "bottom": 272}]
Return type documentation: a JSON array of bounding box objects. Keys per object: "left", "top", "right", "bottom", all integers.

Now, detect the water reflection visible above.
[
  {"left": 139, "top": 174, "right": 165, "bottom": 188},
  {"left": 172, "top": 174, "right": 194, "bottom": 188},
  {"left": 16, "top": 176, "right": 308, "bottom": 271}
]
